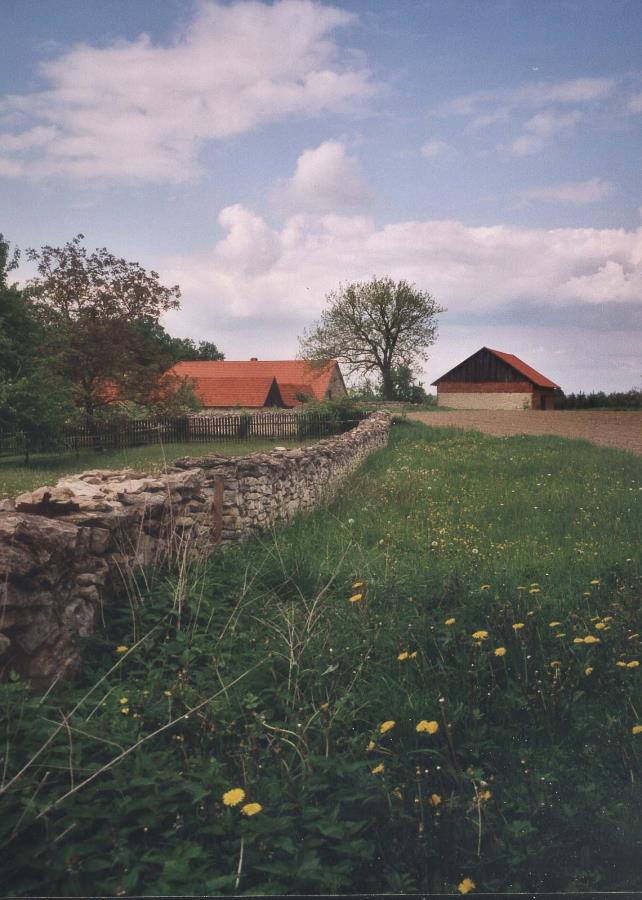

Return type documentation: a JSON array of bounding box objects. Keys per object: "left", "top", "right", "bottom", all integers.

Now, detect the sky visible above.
[{"left": 1, "top": 0, "right": 641, "bottom": 393}]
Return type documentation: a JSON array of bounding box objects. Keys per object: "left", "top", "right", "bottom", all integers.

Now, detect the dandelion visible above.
[
  {"left": 494, "top": 647, "right": 506, "bottom": 657},
  {"left": 429, "top": 793, "right": 442, "bottom": 806},
  {"left": 555, "top": 633, "right": 566, "bottom": 638},
  {"left": 590, "top": 579, "right": 600, "bottom": 585},
  {"left": 367, "top": 740, "right": 376, "bottom": 752},
  {"left": 119, "top": 697, "right": 129, "bottom": 705},
  {"left": 371, "top": 763, "right": 385, "bottom": 775},
  {"left": 397, "top": 651, "right": 409, "bottom": 661},
  {"left": 164, "top": 690, "right": 173, "bottom": 697},
  {"left": 512, "top": 623, "right": 525, "bottom": 631},
  {"left": 222, "top": 788, "right": 246, "bottom": 807},
  {"left": 352, "top": 581, "right": 363, "bottom": 589},
  {"left": 472, "top": 630, "right": 488, "bottom": 640},
  {"left": 626, "top": 661, "right": 640, "bottom": 668},
  {"left": 379, "top": 720, "right": 396, "bottom": 735},
  {"left": 120, "top": 707, "right": 129, "bottom": 715},
  {"left": 585, "top": 667, "right": 594, "bottom": 676},
  {"left": 516, "top": 585, "right": 525, "bottom": 591},
  {"left": 478, "top": 789, "right": 492, "bottom": 802},
  {"left": 573, "top": 638, "right": 585, "bottom": 644},
  {"left": 583, "top": 635, "right": 600, "bottom": 644},
  {"left": 529, "top": 587, "right": 540, "bottom": 594},
  {"left": 595, "top": 622, "right": 606, "bottom": 630},
  {"left": 349, "top": 593, "right": 363, "bottom": 603},
  {"left": 458, "top": 877, "right": 476, "bottom": 894},
  {"left": 115, "top": 645, "right": 128, "bottom": 654},
  {"left": 445, "top": 617, "right": 456, "bottom": 625},
  {"left": 616, "top": 661, "right": 627, "bottom": 668},
  {"left": 549, "top": 621, "right": 562, "bottom": 628},
  {"left": 632, "top": 725, "right": 642, "bottom": 735},
  {"left": 409, "top": 651, "right": 418, "bottom": 659},
  {"left": 241, "top": 803, "right": 262, "bottom": 816},
  {"left": 416, "top": 720, "right": 439, "bottom": 734}
]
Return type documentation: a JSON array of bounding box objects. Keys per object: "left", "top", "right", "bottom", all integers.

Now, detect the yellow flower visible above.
[
  {"left": 119, "top": 697, "right": 129, "bottom": 704},
  {"left": 585, "top": 667, "right": 594, "bottom": 676},
  {"left": 626, "top": 661, "right": 639, "bottom": 668},
  {"left": 472, "top": 630, "right": 488, "bottom": 640},
  {"left": 616, "top": 661, "right": 627, "bottom": 668},
  {"left": 494, "top": 647, "right": 506, "bottom": 657},
  {"left": 512, "top": 623, "right": 525, "bottom": 631},
  {"left": 478, "top": 789, "right": 492, "bottom": 801},
  {"left": 632, "top": 725, "right": 642, "bottom": 735},
  {"left": 529, "top": 587, "right": 540, "bottom": 594},
  {"left": 550, "top": 660, "right": 561, "bottom": 667},
  {"left": 164, "top": 690, "right": 173, "bottom": 697},
  {"left": 392, "top": 786, "right": 403, "bottom": 800},
  {"left": 480, "top": 584, "right": 491, "bottom": 590},
  {"left": 416, "top": 720, "right": 439, "bottom": 734},
  {"left": 445, "top": 617, "right": 456, "bottom": 625},
  {"left": 115, "top": 645, "right": 128, "bottom": 654},
  {"left": 516, "top": 585, "right": 525, "bottom": 590},
  {"left": 241, "top": 802, "right": 262, "bottom": 816},
  {"left": 573, "top": 637, "right": 585, "bottom": 644},
  {"left": 371, "top": 763, "right": 385, "bottom": 774},
  {"left": 549, "top": 621, "right": 562, "bottom": 628},
  {"left": 349, "top": 593, "right": 363, "bottom": 603},
  {"left": 628, "top": 633, "right": 640, "bottom": 640},
  {"left": 222, "top": 788, "right": 246, "bottom": 807},
  {"left": 590, "top": 579, "right": 600, "bottom": 585},
  {"left": 409, "top": 651, "right": 418, "bottom": 659},
  {"left": 379, "top": 720, "right": 396, "bottom": 735},
  {"left": 429, "top": 793, "right": 442, "bottom": 806},
  {"left": 583, "top": 635, "right": 600, "bottom": 644},
  {"left": 397, "top": 651, "right": 409, "bottom": 661},
  {"left": 458, "top": 877, "right": 476, "bottom": 894},
  {"left": 352, "top": 581, "right": 364, "bottom": 589},
  {"left": 595, "top": 622, "right": 606, "bottom": 630},
  {"left": 120, "top": 707, "right": 129, "bottom": 715},
  {"left": 367, "top": 740, "right": 376, "bottom": 752},
  {"left": 530, "top": 583, "right": 539, "bottom": 588},
  {"left": 555, "top": 632, "right": 566, "bottom": 638}
]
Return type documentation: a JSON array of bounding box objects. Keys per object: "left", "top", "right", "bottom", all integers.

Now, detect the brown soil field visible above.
[{"left": 407, "top": 409, "right": 642, "bottom": 455}]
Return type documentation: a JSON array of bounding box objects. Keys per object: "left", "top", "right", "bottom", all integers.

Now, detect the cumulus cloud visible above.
[
  {"left": 504, "top": 109, "right": 581, "bottom": 155},
  {"left": 274, "top": 140, "right": 374, "bottom": 211},
  {"left": 420, "top": 139, "right": 448, "bottom": 159},
  {"left": 0, "top": 0, "right": 378, "bottom": 182},
  {"left": 515, "top": 177, "right": 612, "bottom": 205}
]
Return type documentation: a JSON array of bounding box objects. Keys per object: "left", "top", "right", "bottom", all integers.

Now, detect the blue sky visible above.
[{"left": 1, "top": 0, "right": 641, "bottom": 392}]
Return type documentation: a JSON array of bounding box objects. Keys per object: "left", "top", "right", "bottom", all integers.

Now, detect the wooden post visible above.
[{"left": 211, "top": 477, "right": 224, "bottom": 544}]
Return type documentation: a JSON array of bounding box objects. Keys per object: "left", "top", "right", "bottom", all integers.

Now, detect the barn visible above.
[{"left": 432, "top": 347, "right": 560, "bottom": 410}]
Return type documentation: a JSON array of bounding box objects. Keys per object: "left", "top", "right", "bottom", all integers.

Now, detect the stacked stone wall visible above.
[{"left": 0, "top": 412, "right": 390, "bottom": 685}]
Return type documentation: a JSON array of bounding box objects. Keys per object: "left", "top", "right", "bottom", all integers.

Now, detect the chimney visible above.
[{"left": 250, "top": 357, "right": 258, "bottom": 361}]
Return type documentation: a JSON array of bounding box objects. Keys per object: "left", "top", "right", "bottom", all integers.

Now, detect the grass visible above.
[
  {"left": 1, "top": 420, "right": 641, "bottom": 895},
  {"left": 0, "top": 438, "right": 315, "bottom": 498}
]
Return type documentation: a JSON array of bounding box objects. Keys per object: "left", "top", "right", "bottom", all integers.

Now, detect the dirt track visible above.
[{"left": 407, "top": 410, "right": 642, "bottom": 455}]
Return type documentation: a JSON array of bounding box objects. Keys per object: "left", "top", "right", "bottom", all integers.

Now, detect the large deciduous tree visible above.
[
  {"left": 298, "top": 277, "right": 444, "bottom": 400},
  {"left": 25, "top": 235, "right": 186, "bottom": 423}
]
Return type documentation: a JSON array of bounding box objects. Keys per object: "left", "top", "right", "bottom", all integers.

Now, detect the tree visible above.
[
  {"left": 132, "top": 319, "right": 225, "bottom": 364},
  {"left": 0, "top": 235, "right": 76, "bottom": 460},
  {"left": 298, "top": 277, "right": 444, "bottom": 400},
  {"left": 25, "top": 235, "right": 184, "bottom": 423},
  {"left": 389, "top": 365, "right": 428, "bottom": 404}
]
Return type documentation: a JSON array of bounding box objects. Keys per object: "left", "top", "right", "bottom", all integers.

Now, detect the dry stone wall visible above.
[{"left": 0, "top": 412, "right": 390, "bottom": 685}]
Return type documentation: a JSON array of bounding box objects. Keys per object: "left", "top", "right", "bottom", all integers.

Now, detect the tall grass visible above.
[{"left": 1, "top": 421, "right": 640, "bottom": 895}]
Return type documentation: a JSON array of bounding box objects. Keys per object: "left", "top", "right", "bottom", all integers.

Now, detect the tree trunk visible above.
[{"left": 381, "top": 367, "right": 394, "bottom": 400}]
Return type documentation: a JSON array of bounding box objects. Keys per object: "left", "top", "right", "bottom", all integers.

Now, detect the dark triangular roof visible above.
[{"left": 432, "top": 347, "right": 559, "bottom": 389}]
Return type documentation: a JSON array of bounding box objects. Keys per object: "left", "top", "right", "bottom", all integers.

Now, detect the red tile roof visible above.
[
  {"left": 487, "top": 349, "right": 560, "bottom": 389},
  {"left": 278, "top": 382, "right": 315, "bottom": 407},
  {"left": 170, "top": 360, "right": 339, "bottom": 403},
  {"left": 188, "top": 376, "right": 283, "bottom": 408}
]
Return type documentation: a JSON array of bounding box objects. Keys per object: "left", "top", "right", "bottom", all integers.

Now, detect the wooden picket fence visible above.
[{"left": 0, "top": 411, "right": 365, "bottom": 457}]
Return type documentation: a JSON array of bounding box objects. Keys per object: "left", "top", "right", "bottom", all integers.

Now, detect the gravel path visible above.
[{"left": 407, "top": 409, "right": 642, "bottom": 455}]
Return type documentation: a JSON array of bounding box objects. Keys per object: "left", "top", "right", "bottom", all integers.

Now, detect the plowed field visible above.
[{"left": 408, "top": 409, "right": 642, "bottom": 454}]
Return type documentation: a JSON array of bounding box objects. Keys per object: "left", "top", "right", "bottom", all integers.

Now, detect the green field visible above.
[
  {"left": 0, "top": 438, "right": 315, "bottom": 498},
  {"left": 1, "top": 420, "right": 641, "bottom": 895}
]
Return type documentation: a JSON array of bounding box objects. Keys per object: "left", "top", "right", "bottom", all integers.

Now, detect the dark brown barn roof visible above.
[{"left": 432, "top": 347, "right": 559, "bottom": 390}]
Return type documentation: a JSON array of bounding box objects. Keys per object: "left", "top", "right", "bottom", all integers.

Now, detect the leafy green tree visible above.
[
  {"left": 25, "top": 235, "right": 185, "bottom": 424},
  {"left": 389, "top": 365, "right": 428, "bottom": 404},
  {"left": 132, "top": 319, "right": 224, "bottom": 364},
  {"left": 298, "top": 277, "right": 444, "bottom": 400}
]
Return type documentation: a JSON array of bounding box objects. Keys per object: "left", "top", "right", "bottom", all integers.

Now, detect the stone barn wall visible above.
[{"left": 0, "top": 412, "right": 390, "bottom": 685}]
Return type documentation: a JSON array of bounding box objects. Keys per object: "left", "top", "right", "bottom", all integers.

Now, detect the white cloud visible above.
[
  {"left": 515, "top": 177, "right": 612, "bottom": 205},
  {"left": 439, "top": 77, "right": 616, "bottom": 117},
  {"left": 274, "top": 139, "right": 374, "bottom": 211},
  {"left": 504, "top": 109, "right": 581, "bottom": 155},
  {"left": 163, "top": 204, "right": 642, "bottom": 324},
  {"left": 420, "top": 139, "right": 448, "bottom": 159},
  {"left": 0, "top": 0, "right": 378, "bottom": 182}
]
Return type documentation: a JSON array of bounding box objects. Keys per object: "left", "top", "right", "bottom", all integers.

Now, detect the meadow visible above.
[{"left": 1, "top": 420, "right": 640, "bottom": 895}]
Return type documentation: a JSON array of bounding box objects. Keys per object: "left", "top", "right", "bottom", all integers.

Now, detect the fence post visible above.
[{"left": 211, "top": 477, "right": 224, "bottom": 544}]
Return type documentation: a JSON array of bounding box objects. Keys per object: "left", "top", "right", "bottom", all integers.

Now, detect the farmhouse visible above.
[
  {"left": 432, "top": 347, "right": 559, "bottom": 410},
  {"left": 170, "top": 358, "right": 346, "bottom": 410}
]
